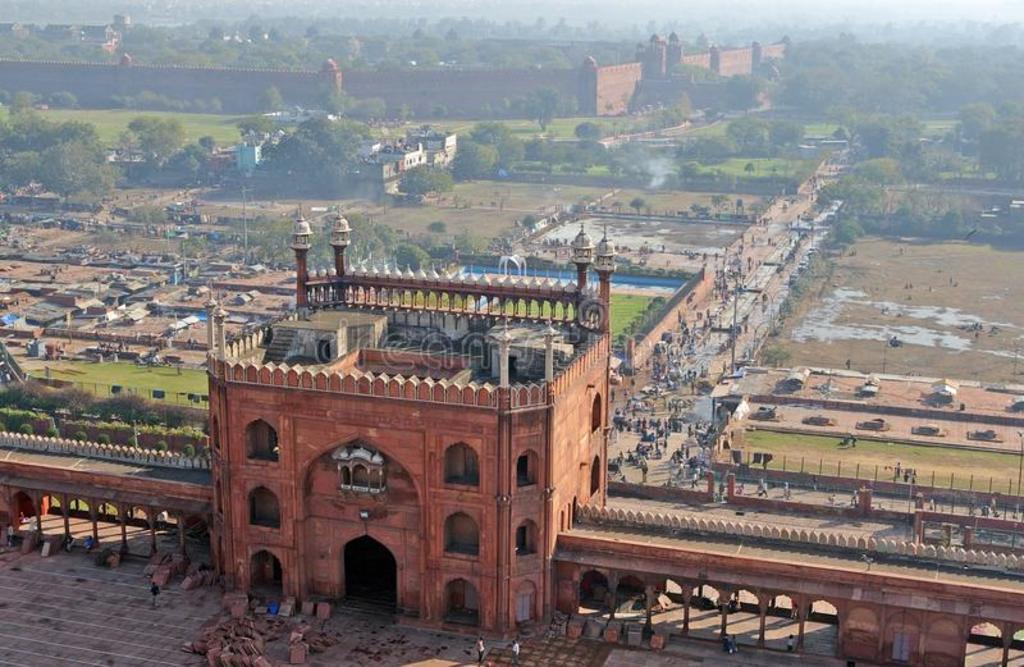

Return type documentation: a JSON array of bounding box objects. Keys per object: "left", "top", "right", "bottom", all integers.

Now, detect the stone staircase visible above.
[{"left": 263, "top": 328, "right": 297, "bottom": 363}]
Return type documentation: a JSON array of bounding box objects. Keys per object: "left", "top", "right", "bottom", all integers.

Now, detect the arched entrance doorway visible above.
[
  {"left": 344, "top": 536, "right": 397, "bottom": 611},
  {"left": 250, "top": 550, "right": 283, "bottom": 594}
]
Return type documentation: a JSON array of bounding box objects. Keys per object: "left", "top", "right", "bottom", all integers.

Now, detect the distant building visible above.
[
  {"left": 355, "top": 140, "right": 428, "bottom": 194},
  {"left": 236, "top": 144, "right": 262, "bottom": 176},
  {"left": 405, "top": 126, "right": 458, "bottom": 167}
]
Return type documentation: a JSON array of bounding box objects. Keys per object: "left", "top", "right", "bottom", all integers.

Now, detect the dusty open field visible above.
[{"left": 773, "top": 237, "right": 1024, "bottom": 384}]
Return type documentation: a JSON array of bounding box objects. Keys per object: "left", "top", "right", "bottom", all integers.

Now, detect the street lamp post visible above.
[{"left": 1017, "top": 431, "right": 1024, "bottom": 498}]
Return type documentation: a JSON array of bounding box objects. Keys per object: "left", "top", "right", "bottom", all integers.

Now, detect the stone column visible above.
[
  {"left": 147, "top": 506, "right": 157, "bottom": 556},
  {"left": 719, "top": 591, "right": 730, "bottom": 636},
  {"left": 607, "top": 574, "right": 619, "bottom": 620},
  {"left": 758, "top": 598, "right": 768, "bottom": 647},
  {"left": 119, "top": 505, "right": 128, "bottom": 554},
  {"left": 33, "top": 492, "right": 43, "bottom": 535},
  {"left": 644, "top": 585, "right": 655, "bottom": 633},
  {"left": 543, "top": 325, "right": 556, "bottom": 382},
  {"left": 797, "top": 600, "right": 807, "bottom": 650},
  {"left": 177, "top": 513, "right": 187, "bottom": 556},
  {"left": 88, "top": 499, "right": 99, "bottom": 543},
  {"left": 61, "top": 493, "right": 71, "bottom": 539},
  {"left": 682, "top": 588, "right": 692, "bottom": 636}
]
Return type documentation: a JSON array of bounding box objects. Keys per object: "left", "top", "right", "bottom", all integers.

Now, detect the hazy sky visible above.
[{"left": 7, "top": 0, "right": 1024, "bottom": 38}]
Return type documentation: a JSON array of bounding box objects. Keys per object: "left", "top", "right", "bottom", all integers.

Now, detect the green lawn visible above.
[
  {"left": 384, "top": 116, "right": 644, "bottom": 142},
  {"left": 742, "top": 429, "right": 1022, "bottom": 494},
  {"left": 610, "top": 294, "right": 654, "bottom": 338},
  {"left": 0, "top": 107, "right": 249, "bottom": 145},
  {"left": 27, "top": 361, "right": 208, "bottom": 402},
  {"left": 694, "top": 157, "right": 817, "bottom": 181}
]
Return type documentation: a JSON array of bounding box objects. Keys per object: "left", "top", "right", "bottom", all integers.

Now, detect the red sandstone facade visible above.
[
  {"left": 207, "top": 214, "right": 615, "bottom": 635},
  {"left": 0, "top": 38, "right": 785, "bottom": 116}
]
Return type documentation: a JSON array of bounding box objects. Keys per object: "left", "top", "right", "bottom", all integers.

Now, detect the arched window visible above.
[
  {"left": 210, "top": 417, "right": 219, "bottom": 452},
  {"left": 591, "top": 393, "right": 602, "bottom": 432},
  {"left": 443, "top": 443, "right": 479, "bottom": 486},
  {"left": 515, "top": 519, "right": 537, "bottom": 555},
  {"left": 352, "top": 464, "right": 369, "bottom": 487},
  {"left": 444, "top": 512, "right": 479, "bottom": 555},
  {"left": 516, "top": 451, "right": 537, "bottom": 487},
  {"left": 340, "top": 467, "right": 351, "bottom": 486},
  {"left": 245, "top": 419, "right": 279, "bottom": 462},
  {"left": 248, "top": 486, "right": 280, "bottom": 528},
  {"left": 590, "top": 455, "right": 601, "bottom": 495}
]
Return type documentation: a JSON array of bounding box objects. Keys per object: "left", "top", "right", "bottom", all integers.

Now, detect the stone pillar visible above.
[
  {"left": 61, "top": 493, "right": 71, "bottom": 539},
  {"left": 682, "top": 589, "right": 692, "bottom": 635},
  {"left": 205, "top": 298, "right": 217, "bottom": 352},
  {"left": 726, "top": 472, "right": 736, "bottom": 500},
  {"left": 963, "top": 525, "right": 974, "bottom": 550},
  {"left": 214, "top": 307, "right": 227, "bottom": 357},
  {"left": 858, "top": 486, "right": 873, "bottom": 516},
  {"left": 719, "top": 594, "right": 730, "bottom": 636},
  {"left": 758, "top": 598, "right": 768, "bottom": 647},
  {"left": 796, "top": 599, "right": 806, "bottom": 650},
  {"left": 1002, "top": 624, "right": 1012, "bottom": 667},
  {"left": 644, "top": 585, "right": 655, "bottom": 633},
  {"left": 147, "top": 506, "right": 157, "bottom": 555},
  {"left": 913, "top": 509, "right": 925, "bottom": 544},
  {"left": 177, "top": 513, "right": 187, "bottom": 556},
  {"left": 543, "top": 325, "right": 556, "bottom": 382},
  {"left": 119, "top": 505, "right": 128, "bottom": 554},
  {"left": 495, "top": 327, "right": 512, "bottom": 387},
  {"left": 89, "top": 499, "right": 99, "bottom": 543},
  {"left": 705, "top": 471, "right": 715, "bottom": 500},
  {"left": 607, "top": 574, "right": 619, "bottom": 620},
  {"left": 33, "top": 492, "right": 42, "bottom": 535},
  {"left": 291, "top": 212, "right": 312, "bottom": 310}
]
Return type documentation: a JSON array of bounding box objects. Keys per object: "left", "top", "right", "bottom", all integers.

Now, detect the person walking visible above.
[
  {"left": 787, "top": 634, "right": 796, "bottom": 652},
  {"left": 476, "top": 637, "right": 485, "bottom": 665},
  {"left": 150, "top": 582, "right": 160, "bottom": 608},
  {"left": 511, "top": 638, "right": 521, "bottom": 665}
]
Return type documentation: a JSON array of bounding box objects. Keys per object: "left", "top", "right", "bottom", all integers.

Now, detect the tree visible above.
[
  {"left": 260, "top": 86, "right": 285, "bottom": 112},
  {"left": 710, "top": 194, "right": 729, "bottom": 213},
  {"left": 744, "top": 162, "right": 756, "bottom": 175},
  {"left": 128, "top": 116, "right": 186, "bottom": 167},
  {"left": 399, "top": 166, "right": 454, "bottom": 197},
  {"left": 47, "top": 91, "right": 78, "bottom": 108},
  {"left": 427, "top": 221, "right": 447, "bottom": 234},
  {"left": 198, "top": 136, "right": 217, "bottom": 152},
  {"left": 629, "top": 197, "right": 645, "bottom": 214},
  {"left": 761, "top": 345, "right": 792, "bottom": 367},
  {"left": 724, "top": 76, "right": 764, "bottom": 111},
  {"left": 395, "top": 242, "right": 430, "bottom": 270},
  {"left": 574, "top": 121, "right": 603, "bottom": 141},
  {"left": 451, "top": 141, "right": 499, "bottom": 180},
  {"left": 237, "top": 115, "right": 276, "bottom": 137},
  {"left": 726, "top": 117, "right": 770, "bottom": 154},
  {"left": 256, "top": 118, "right": 370, "bottom": 197},
  {"left": 525, "top": 88, "right": 562, "bottom": 131},
  {"left": 958, "top": 103, "right": 997, "bottom": 144},
  {"left": 10, "top": 91, "right": 37, "bottom": 112},
  {"left": 38, "top": 141, "right": 116, "bottom": 202}
]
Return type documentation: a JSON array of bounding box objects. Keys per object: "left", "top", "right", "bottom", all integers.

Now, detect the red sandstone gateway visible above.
[{"left": 207, "top": 214, "right": 616, "bottom": 634}]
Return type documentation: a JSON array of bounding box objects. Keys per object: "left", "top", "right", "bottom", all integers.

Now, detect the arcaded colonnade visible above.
[{"left": 555, "top": 532, "right": 1024, "bottom": 666}]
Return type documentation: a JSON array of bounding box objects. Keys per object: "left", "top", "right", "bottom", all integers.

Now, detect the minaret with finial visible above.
[
  {"left": 595, "top": 224, "right": 617, "bottom": 335},
  {"left": 570, "top": 222, "right": 595, "bottom": 290},
  {"left": 291, "top": 206, "right": 313, "bottom": 309},
  {"left": 329, "top": 212, "right": 351, "bottom": 277}
]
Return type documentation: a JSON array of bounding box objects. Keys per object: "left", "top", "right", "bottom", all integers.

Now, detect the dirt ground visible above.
[{"left": 773, "top": 237, "right": 1024, "bottom": 384}]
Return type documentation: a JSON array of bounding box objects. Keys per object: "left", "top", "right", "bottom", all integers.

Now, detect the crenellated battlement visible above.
[
  {"left": 0, "top": 431, "right": 210, "bottom": 470},
  {"left": 211, "top": 357, "right": 501, "bottom": 409}
]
